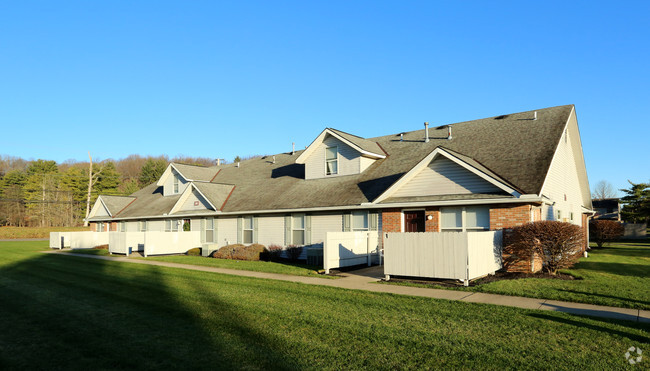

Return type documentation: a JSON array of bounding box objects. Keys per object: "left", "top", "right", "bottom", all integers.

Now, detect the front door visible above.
[{"left": 404, "top": 210, "right": 425, "bottom": 232}]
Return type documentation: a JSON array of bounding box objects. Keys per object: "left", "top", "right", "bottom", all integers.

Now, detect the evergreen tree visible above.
[
  {"left": 23, "top": 160, "right": 60, "bottom": 227},
  {"left": 139, "top": 158, "right": 168, "bottom": 186},
  {"left": 619, "top": 181, "right": 650, "bottom": 223}
]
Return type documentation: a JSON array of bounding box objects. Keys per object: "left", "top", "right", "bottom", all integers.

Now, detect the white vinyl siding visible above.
[
  {"left": 540, "top": 113, "right": 585, "bottom": 226},
  {"left": 311, "top": 213, "right": 343, "bottom": 245},
  {"left": 305, "top": 135, "right": 361, "bottom": 179},
  {"left": 163, "top": 169, "right": 190, "bottom": 196},
  {"left": 93, "top": 203, "right": 111, "bottom": 217},
  {"left": 256, "top": 215, "right": 285, "bottom": 247},
  {"left": 217, "top": 217, "right": 238, "bottom": 246},
  {"left": 359, "top": 156, "right": 377, "bottom": 173},
  {"left": 392, "top": 157, "right": 502, "bottom": 198},
  {"left": 179, "top": 189, "right": 212, "bottom": 212}
]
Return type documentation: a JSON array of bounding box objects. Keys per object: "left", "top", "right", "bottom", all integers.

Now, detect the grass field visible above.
[
  {"left": 0, "top": 226, "right": 89, "bottom": 239},
  {"left": 69, "top": 248, "right": 328, "bottom": 277},
  {"left": 1, "top": 241, "right": 648, "bottom": 369},
  {"left": 386, "top": 240, "right": 650, "bottom": 310}
]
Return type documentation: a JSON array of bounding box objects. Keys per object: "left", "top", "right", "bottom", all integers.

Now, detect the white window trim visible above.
[
  {"left": 291, "top": 213, "right": 306, "bottom": 245},
  {"left": 325, "top": 146, "right": 338, "bottom": 176},
  {"left": 119, "top": 221, "right": 126, "bottom": 232},
  {"left": 205, "top": 218, "right": 215, "bottom": 243},
  {"left": 173, "top": 175, "right": 179, "bottom": 194},
  {"left": 441, "top": 207, "right": 489, "bottom": 232},
  {"left": 139, "top": 221, "right": 148, "bottom": 232}
]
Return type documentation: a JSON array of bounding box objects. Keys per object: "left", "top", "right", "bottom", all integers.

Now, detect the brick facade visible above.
[
  {"left": 110, "top": 222, "right": 118, "bottom": 232},
  {"left": 489, "top": 204, "right": 532, "bottom": 230},
  {"left": 490, "top": 203, "right": 543, "bottom": 273},
  {"left": 90, "top": 222, "right": 97, "bottom": 232},
  {"left": 581, "top": 213, "right": 590, "bottom": 252},
  {"left": 424, "top": 207, "right": 440, "bottom": 232},
  {"left": 381, "top": 208, "right": 402, "bottom": 233}
]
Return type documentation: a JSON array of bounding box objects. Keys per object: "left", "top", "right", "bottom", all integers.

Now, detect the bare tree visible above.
[
  {"left": 592, "top": 180, "right": 617, "bottom": 199},
  {"left": 84, "top": 152, "right": 103, "bottom": 226}
]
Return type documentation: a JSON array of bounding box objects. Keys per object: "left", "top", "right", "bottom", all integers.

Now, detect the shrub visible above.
[
  {"left": 261, "top": 244, "right": 283, "bottom": 262},
  {"left": 589, "top": 220, "right": 624, "bottom": 248},
  {"left": 286, "top": 245, "right": 303, "bottom": 262},
  {"left": 506, "top": 221, "right": 584, "bottom": 275},
  {"left": 94, "top": 244, "right": 109, "bottom": 250},
  {"left": 211, "top": 244, "right": 267, "bottom": 261},
  {"left": 186, "top": 248, "right": 201, "bottom": 256}
]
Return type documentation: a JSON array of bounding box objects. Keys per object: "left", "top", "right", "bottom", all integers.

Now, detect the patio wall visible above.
[{"left": 324, "top": 231, "right": 380, "bottom": 273}]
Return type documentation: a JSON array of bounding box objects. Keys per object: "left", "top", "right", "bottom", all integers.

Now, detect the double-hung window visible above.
[
  {"left": 205, "top": 218, "right": 215, "bottom": 243},
  {"left": 97, "top": 222, "right": 104, "bottom": 232},
  {"left": 292, "top": 214, "right": 305, "bottom": 245},
  {"left": 173, "top": 175, "right": 179, "bottom": 194},
  {"left": 352, "top": 211, "right": 369, "bottom": 231},
  {"left": 326, "top": 146, "right": 338, "bottom": 175},
  {"left": 243, "top": 216, "right": 254, "bottom": 244},
  {"left": 441, "top": 206, "right": 489, "bottom": 232},
  {"left": 139, "top": 221, "right": 148, "bottom": 232},
  {"left": 119, "top": 221, "right": 126, "bottom": 232},
  {"left": 165, "top": 220, "right": 172, "bottom": 232}
]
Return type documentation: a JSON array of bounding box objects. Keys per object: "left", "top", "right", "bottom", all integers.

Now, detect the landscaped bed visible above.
[
  {"left": 383, "top": 240, "right": 650, "bottom": 310},
  {"left": 1, "top": 240, "right": 648, "bottom": 369}
]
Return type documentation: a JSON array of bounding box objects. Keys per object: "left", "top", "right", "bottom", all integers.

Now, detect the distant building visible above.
[{"left": 592, "top": 198, "right": 621, "bottom": 221}]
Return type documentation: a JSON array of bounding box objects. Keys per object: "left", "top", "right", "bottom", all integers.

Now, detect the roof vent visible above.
[
  {"left": 533, "top": 111, "right": 537, "bottom": 120},
  {"left": 424, "top": 122, "right": 430, "bottom": 143},
  {"left": 400, "top": 133, "right": 404, "bottom": 142},
  {"left": 236, "top": 162, "right": 240, "bottom": 168},
  {"left": 272, "top": 155, "right": 276, "bottom": 164},
  {"left": 447, "top": 125, "right": 453, "bottom": 140},
  {"left": 291, "top": 142, "right": 295, "bottom": 155}
]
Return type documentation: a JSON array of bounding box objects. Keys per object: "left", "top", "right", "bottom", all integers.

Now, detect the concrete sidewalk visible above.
[{"left": 44, "top": 250, "right": 650, "bottom": 324}]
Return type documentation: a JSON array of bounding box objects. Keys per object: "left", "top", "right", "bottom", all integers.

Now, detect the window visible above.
[
  {"left": 205, "top": 218, "right": 215, "bottom": 243},
  {"left": 173, "top": 175, "right": 179, "bottom": 194},
  {"left": 441, "top": 207, "right": 489, "bottom": 232},
  {"left": 97, "top": 222, "right": 104, "bottom": 232},
  {"left": 119, "top": 221, "right": 126, "bottom": 232},
  {"left": 352, "top": 211, "right": 369, "bottom": 231},
  {"left": 165, "top": 220, "right": 172, "bottom": 232},
  {"left": 243, "top": 216, "right": 253, "bottom": 244},
  {"left": 326, "top": 146, "right": 338, "bottom": 175},
  {"left": 139, "top": 221, "right": 148, "bottom": 232},
  {"left": 556, "top": 210, "right": 562, "bottom": 221},
  {"left": 570, "top": 212, "right": 574, "bottom": 221},
  {"left": 172, "top": 220, "right": 179, "bottom": 232},
  {"left": 292, "top": 214, "right": 305, "bottom": 245}
]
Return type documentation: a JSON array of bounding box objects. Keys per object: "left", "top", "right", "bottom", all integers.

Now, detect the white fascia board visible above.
[
  {"left": 373, "top": 147, "right": 520, "bottom": 204},
  {"left": 156, "top": 163, "right": 191, "bottom": 187},
  {"left": 105, "top": 196, "right": 542, "bottom": 221},
  {"left": 295, "top": 128, "right": 385, "bottom": 164},
  {"left": 169, "top": 183, "right": 216, "bottom": 214}
]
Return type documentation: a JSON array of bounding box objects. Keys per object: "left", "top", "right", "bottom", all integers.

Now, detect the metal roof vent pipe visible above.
[
  {"left": 424, "top": 122, "right": 430, "bottom": 143},
  {"left": 447, "top": 125, "right": 453, "bottom": 140},
  {"left": 272, "top": 155, "right": 276, "bottom": 164},
  {"left": 292, "top": 142, "right": 295, "bottom": 155},
  {"left": 236, "top": 162, "right": 240, "bottom": 168},
  {"left": 533, "top": 111, "right": 537, "bottom": 120},
  {"left": 400, "top": 133, "right": 403, "bottom": 142}
]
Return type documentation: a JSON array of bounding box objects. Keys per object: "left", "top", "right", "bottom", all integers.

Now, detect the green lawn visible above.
[
  {"left": 1, "top": 241, "right": 648, "bottom": 369},
  {"left": 387, "top": 240, "right": 650, "bottom": 310},
  {"left": 67, "top": 248, "right": 328, "bottom": 277}
]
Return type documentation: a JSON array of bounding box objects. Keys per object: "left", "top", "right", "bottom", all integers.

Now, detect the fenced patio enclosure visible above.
[
  {"left": 384, "top": 231, "right": 502, "bottom": 285},
  {"left": 324, "top": 231, "right": 380, "bottom": 274},
  {"left": 50, "top": 231, "right": 201, "bottom": 256}
]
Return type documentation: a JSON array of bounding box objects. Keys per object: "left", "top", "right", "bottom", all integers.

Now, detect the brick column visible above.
[
  {"left": 381, "top": 208, "right": 401, "bottom": 233},
  {"left": 90, "top": 222, "right": 96, "bottom": 232}
]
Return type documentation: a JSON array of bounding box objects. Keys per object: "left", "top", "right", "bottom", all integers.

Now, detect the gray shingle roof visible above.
[
  {"left": 172, "top": 163, "right": 218, "bottom": 182},
  {"left": 101, "top": 195, "right": 135, "bottom": 216},
  {"left": 327, "top": 128, "right": 385, "bottom": 157},
  {"left": 193, "top": 182, "right": 235, "bottom": 211},
  {"left": 101, "top": 105, "right": 574, "bottom": 218}
]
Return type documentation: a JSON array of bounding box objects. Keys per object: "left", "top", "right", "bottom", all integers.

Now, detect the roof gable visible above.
[
  {"left": 170, "top": 184, "right": 217, "bottom": 214},
  {"left": 374, "top": 147, "right": 520, "bottom": 204},
  {"left": 295, "top": 128, "right": 385, "bottom": 164},
  {"left": 156, "top": 163, "right": 218, "bottom": 187}
]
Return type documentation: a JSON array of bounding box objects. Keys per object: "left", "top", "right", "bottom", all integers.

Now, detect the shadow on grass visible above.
[
  {"left": 557, "top": 289, "right": 650, "bottom": 308},
  {"left": 528, "top": 313, "right": 649, "bottom": 344},
  {"left": 589, "top": 246, "right": 650, "bottom": 257},
  {"left": 0, "top": 251, "right": 302, "bottom": 369}
]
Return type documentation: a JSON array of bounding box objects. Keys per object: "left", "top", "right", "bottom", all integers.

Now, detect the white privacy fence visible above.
[
  {"left": 108, "top": 232, "right": 145, "bottom": 255},
  {"left": 50, "top": 231, "right": 110, "bottom": 249},
  {"left": 324, "top": 231, "right": 380, "bottom": 274},
  {"left": 384, "top": 231, "right": 502, "bottom": 285},
  {"left": 142, "top": 231, "right": 201, "bottom": 256}
]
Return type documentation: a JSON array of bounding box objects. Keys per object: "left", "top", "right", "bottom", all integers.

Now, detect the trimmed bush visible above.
[
  {"left": 286, "top": 245, "right": 303, "bottom": 262},
  {"left": 506, "top": 221, "right": 584, "bottom": 275},
  {"left": 589, "top": 220, "right": 624, "bottom": 248},
  {"left": 211, "top": 244, "right": 267, "bottom": 261},
  {"left": 261, "top": 244, "right": 283, "bottom": 262},
  {"left": 186, "top": 248, "right": 201, "bottom": 256}
]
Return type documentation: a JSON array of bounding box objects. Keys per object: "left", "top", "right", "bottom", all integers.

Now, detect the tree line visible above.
[{"left": 0, "top": 154, "right": 216, "bottom": 227}]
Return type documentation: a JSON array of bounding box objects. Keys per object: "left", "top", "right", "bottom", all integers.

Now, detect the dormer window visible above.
[
  {"left": 173, "top": 175, "right": 179, "bottom": 194},
  {"left": 326, "top": 146, "right": 338, "bottom": 175}
]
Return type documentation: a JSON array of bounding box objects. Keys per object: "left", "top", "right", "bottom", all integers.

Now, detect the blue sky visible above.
[{"left": 0, "top": 1, "right": 648, "bottom": 195}]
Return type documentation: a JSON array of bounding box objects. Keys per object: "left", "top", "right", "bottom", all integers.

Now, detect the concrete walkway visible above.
[{"left": 44, "top": 250, "right": 650, "bottom": 324}]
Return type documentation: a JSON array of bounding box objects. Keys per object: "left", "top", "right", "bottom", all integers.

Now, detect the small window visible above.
[
  {"left": 165, "top": 220, "right": 172, "bottom": 232},
  {"left": 172, "top": 220, "right": 179, "bottom": 232},
  {"left": 570, "top": 212, "right": 574, "bottom": 221},
  {"left": 352, "top": 211, "right": 369, "bottom": 231},
  {"left": 97, "top": 222, "right": 104, "bottom": 232},
  {"left": 119, "top": 221, "right": 126, "bottom": 232},
  {"left": 292, "top": 214, "right": 305, "bottom": 245},
  {"left": 556, "top": 210, "right": 562, "bottom": 221},
  {"left": 173, "top": 175, "right": 179, "bottom": 194},
  {"left": 441, "top": 207, "right": 462, "bottom": 232},
  {"left": 243, "top": 216, "right": 254, "bottom": 244},
  {"left": 205, "top": 218, "right": 215, "bottom": 243},
  {"left": 139, "top": 221, "right": 148, "bottom": 232},
  {"left": 326, "top": 146, "right": 338, "bottom": 175}
]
